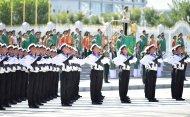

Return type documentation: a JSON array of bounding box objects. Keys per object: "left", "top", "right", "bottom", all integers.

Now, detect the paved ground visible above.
[
  {"left": 1, "top": 88, "right": 190, "bottom": 117},
  {"left": 79, "top": 77, "right": 190, "bottom": 91}
]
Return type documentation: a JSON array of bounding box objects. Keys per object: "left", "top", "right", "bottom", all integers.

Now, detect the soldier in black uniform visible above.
[
  {"left": 20, "top": 44, "right": 39, "bottom": 108},
  {"left": 165, "top": 45, "right": 190, "bottom": 101},
  {"left": 140, "top": 45, "right": 163, "bottom": 102},
  {"left": 85, "top": 44, "right": 110, "bottom": 105},
  {"left": 0, "top": 43, "right": 7, "bottom": 110},
  {"left": 113, "top": 45, "right": 137, "bottom": 103}
]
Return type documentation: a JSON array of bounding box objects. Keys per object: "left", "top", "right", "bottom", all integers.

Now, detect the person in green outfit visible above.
[
  {"left": 2, "top": 29, "right": 9, "bottom": 45},
  {"left": 116, "top": 35, "right": 123, "bottom": 52},
  {"left": 139, "top": 35, "right": 146, "bottom": 53},
  {"left": 52, "top": 29, "right": 58, "bottom": 47},
  {"left": 133, "top": 42, "right": 141, "bottom": 78},
  {"left": 75, "top": 31, "right": 83, "bottom": 55},
  {"left": 29, "top": 29, "right": 38, "bottom": 44},
  {"left": 0, "top": 30, "right": 4, "bottom": 44},
  {"left": 177, "top": 33, "right": 184, "bottom": 47},
  {"left": 158, "top": 32, "right": 166, "bottom": 55},
  {"left": 46, "top": 34, "right": 54, "bottom": 48},
  {"left": 74, "top": 28, "right": 80, "bottom": 45},
  {"left": 21, "top": 33, "right": 30, "bottom": 49},
  {"left": 142, "top": 30, "right": 148, "bottom": 47},
  {"left": 96, "top": 29, "right": 102, "bottom": 47},
  {"left": 103, "top": 44, "right": 110, "bottom": 83}
]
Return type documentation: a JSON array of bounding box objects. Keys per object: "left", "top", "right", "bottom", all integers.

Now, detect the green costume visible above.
[
  {"left": 2, "top": 34, "right": 9, "bottom": 45},
  {"left": 22, "top": 39, "right": 30, "bottom": 49},
  {"left": 76, "top": 38, "right": 82, "bottom": 52},
  {"left": 52, "top": 34, "right": 58, "bottom": 46},
  {"left": 116, "top": 40, "right": 122, "bottom": 52},
  {"left": 96, "top": 34, "right": 102, "bottom": 47},
  {"left": 134, "top": 51, "right": 141, "bottom": 69},
  {"left": 158, "top": 38, "right": 166, "bottom": 52},
  {"left": 0, "top": 38, "right": 4, "bottom": 44},
  {"left": 177, "top": 37, "right": 184, "bottom": 47},
  {"left": 29, "top": 34, "right": 38, "bottom": 44},
  {"left": 46, "top": 38, "right": 54, "bottom": 48},
  {"left": 74, "top": 33, "right": 78, "bottom": 45}
]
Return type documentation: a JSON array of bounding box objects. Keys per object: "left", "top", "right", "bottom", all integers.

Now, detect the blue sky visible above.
[{"left": 146, "top": 0, "right": 173, "bottom": 10}]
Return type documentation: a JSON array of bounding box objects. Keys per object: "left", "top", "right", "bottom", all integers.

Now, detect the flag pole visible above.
[
  {"left": 10, "top": 0, "right": 13, "bottom": 27},
  {"left": 48, "top": 0, "right": 51, "bottom": 22},
  {"left": 35, "top": 0, "right": 38, "bottom": 26},
  {"left": 23, "top": 0, "right": 25, "bottom": 22}
]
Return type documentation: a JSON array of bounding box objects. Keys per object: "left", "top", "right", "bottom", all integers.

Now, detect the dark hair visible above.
[{"left": 124, "top": 6, "right": 128, "bottom": 9}]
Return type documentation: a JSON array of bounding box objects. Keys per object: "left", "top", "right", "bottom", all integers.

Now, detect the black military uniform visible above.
[
  {"left": 140, "top": 44, "right": 163, "bottom": 102},
  {"left": 113, "top": 45, "right": 137, "bottom": 103},
  {"left": 85, "top": 44, "right": 110, "bottom": 105}
]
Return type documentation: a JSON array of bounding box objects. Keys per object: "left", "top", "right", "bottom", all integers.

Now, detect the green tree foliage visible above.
[
  {"left": 130, "top": 8, "right": 141, "bottom": 24},
  {"left": 0, "top": 0, "right": 11, "bottom": 25},
  {"left": 91, "top": 16, "right": 101, "bottom": 25},
  {"left": 143, "top": 8, "right": 159, "bottom": 26},
  {"left": 169, "top": 0, "right": 190, "bottom": 24},
  {"left": 159, "top": 12, "right": 175, "bottom": 28},
  {"left": 0, "top": 0, "right": 48, "bottom": 25}
]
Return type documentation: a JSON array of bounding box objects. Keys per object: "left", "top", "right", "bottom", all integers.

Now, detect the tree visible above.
[
  {"left": 169, "top": 0, "right": 190, "bottom": 24},
  {"left": 159, "top": 12, "right": 175, "bottom": 28},
  {"left": 143, "top": 8, "right": 159, "bottom": 26},
  {"left": 130, "top": 8, "right": 141, "bottom": 24},
  {"left": 0, "top": 0, "right": 48, "bottom": 25}
]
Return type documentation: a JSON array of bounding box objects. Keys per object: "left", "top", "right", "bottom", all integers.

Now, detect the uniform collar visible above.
[
  {"left": 122, "top": 53, "right": 128, "bottom": 58},
  {"left": 150, "top": 53, "right": 156, "bottom": 58},
  {"left": 29, "top": 53, "right": 36, "bottom": 58},
  {"left": 92, "top": 52, "right": 99, "bottom": 57},
  {"left": 61, "top": 53, "right": 68, "bottom": 57},
  {"left": 175, "top": 53, "right": 181, "bottom": 56}
]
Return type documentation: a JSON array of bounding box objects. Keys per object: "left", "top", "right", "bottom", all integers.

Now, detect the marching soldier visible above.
[
  {"left": 0, "top": 43, "right": 7, "bottom": 110},
  {"left": 113, "top": 45, "right": 137, "bottom": 103},
  {"left": 20, "top": 44, "right": 39, "bottom": 108},
  {"left": 140, "top": 44, "right": 163, "bottom": 102},
  {"left": 52, "top": 43, "right": 72, "bottom": 106},
  {"left": 85, "top": 44, "right": 110, "bottom": 105},
  {"left": 164, "top": 44, "right": 190, "bottom": 101}
]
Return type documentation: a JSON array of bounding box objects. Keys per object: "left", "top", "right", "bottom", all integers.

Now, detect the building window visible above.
[
  {"left": 91, "top": 2, "right": 101, "bottom": 15},
  {"left": 103, "top": 4, "right": 113, "bottom": 13},
  {"left": 81, "top": 2, "right": 90, "bottom": 14}
]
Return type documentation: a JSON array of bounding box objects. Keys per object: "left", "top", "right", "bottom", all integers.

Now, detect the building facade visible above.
[{"left": 51, "top": 0, "right": 147, "bottom": 15}]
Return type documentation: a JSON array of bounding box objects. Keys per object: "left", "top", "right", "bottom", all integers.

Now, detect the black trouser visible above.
[
  {"left": 28, "top": 72, "right": 38, "bottom": 106},
  {"left": 60, "top": 71, "right": 70, "bottom": 104},
  {"left": 11, "top": 72, "right": 17, "bottom": 102},
  {"left": 104, "top": 64, "right": 109, "bottom": 82},
  {"left": 15, "top": 70, "right": 22, "bottom": 100},
  {"left": 5, "top": 73, "right": 12, "bottom": 104},
  {"left": 184, "top": 63, "right": 187, "bottom": 80},
  {"left": 54, "top": 72, "right": 59, "bottom": 96},
  {"left": 145, "top": 70, "right": 157, "bottom": 100},
  {"left": 90, "top": 70, "right": 103, "bottom": 102},
  {"left": 171, "top": 68, "right": 176, "bottom": 98},
  {"left": 75, "top": 71, "right": 80, "bottom": 97},
  {"left": 0, "top": 73, "right": 5, "bottom": 106},
  {"left": 21, "top": 72, "right": 28, "bottom": 99},
  {"left": 119, "top": 70, "right": 130, "bottom": 101},
  {"left": 123, "top": 23, "right": 128, "bottom": 35},
  {"left": 174, "top": 69, "right": 185, "bottom": 99}
]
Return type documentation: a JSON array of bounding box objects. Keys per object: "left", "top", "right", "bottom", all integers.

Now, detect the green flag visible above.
[{"left": 121, "top": 36, "right": 136, "bottom": 55}]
